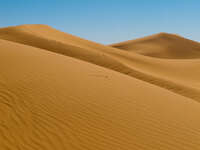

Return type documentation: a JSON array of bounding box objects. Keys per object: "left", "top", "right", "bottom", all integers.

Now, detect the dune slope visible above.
[
  {"left": 1, "top": 25, "right": 200, "bottom": 103},
  {"left": 1, "top": 39, "right": 200, "bottom": 149},
  {"left": 110, "top": 32, "right": 200, "bottom": 59}
]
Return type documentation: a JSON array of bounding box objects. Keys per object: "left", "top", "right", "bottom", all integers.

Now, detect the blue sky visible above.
[{"left": 0, "top": 0, "right": 199, "bottom": 44}]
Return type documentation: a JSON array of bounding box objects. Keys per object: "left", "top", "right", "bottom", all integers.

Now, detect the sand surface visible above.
[{"left": 0, "top": 25, "right": 200, "bottom": 149}]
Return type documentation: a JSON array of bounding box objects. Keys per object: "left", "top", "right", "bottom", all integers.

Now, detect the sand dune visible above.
[
  {"left": 1, "top": 25, "right": 200, "bottom": 101},
  {"left": 1, "top": 24, "right": 200, "bottom": 149},
  {"left": 110, "top": 32, "right": 200, "bottom": 59},
  {"left": 1, "top": 39, "right": 200, "bottom": 149}
]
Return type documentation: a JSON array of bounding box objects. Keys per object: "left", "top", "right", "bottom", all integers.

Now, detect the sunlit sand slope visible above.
[{"left": 1, "top": 39, "right": 200, "bottom": 149}]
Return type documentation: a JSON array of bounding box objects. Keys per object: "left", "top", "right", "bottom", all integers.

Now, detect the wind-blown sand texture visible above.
[{"left": 0, "top": 24, "right": 200, "bottom": 149}]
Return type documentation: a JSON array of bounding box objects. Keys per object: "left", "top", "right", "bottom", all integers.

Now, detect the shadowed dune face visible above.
[
  {"left": 1, "top": 39, "right": 200, "bottom": 150},
  {"left": 110, "top": 33, "right": 200, "bottom": 59},
  {"left": 1, "top": 24, "right": 200, "bottom": 149}
]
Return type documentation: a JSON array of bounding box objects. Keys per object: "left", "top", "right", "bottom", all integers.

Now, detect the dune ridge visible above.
[
  {"left": 1, "top": 25, "right": 200, "bottom": 102},
  {"left": 1, "top": 38, "right": 200, "bottom": 149}
]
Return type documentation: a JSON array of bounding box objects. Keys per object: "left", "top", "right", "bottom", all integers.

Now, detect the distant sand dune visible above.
[
  {"left": 110, "top": 32, "right": 200, "bottom": 59},
  {"left": 1, "top": 25, "right": 200, "bottom": 102},
  {"left": 1, "top": 39, "right": 200, "bottom": 149}
]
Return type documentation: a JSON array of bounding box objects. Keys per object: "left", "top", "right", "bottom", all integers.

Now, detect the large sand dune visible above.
[
  {"left": 1, "top": 25, "right": 200, "bottom": 149},
  {"left": 1, "top": 25, "right": 200, "bottom": 101}
]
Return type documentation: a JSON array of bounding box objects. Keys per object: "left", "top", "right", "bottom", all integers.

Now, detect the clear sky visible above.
[{"left": 0, "top": 0, "right": 199, "bottom": 44}]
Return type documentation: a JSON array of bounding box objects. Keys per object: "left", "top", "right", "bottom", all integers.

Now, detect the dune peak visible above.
[
  {"left": 155, "top": 32, "right": 175, "bottom": 37},
  {"left": 153, "top": 32, "right": 182, "bottom": 39},
  {"left": 15, "top": 24, "right": 53, "bottom": 29},
  {"left": 0, "top": 24, "right": 53, "bottom": 31}
]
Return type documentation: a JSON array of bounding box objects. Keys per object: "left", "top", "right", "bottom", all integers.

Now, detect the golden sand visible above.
[{"left": 0, "top": 25, "right": 200, "bottom": 149}]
